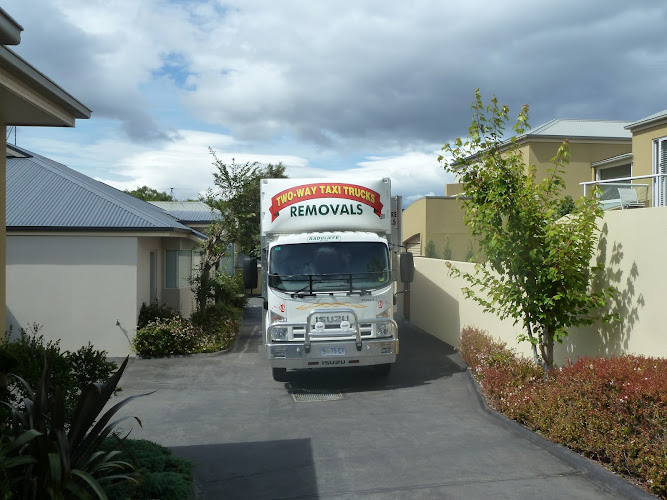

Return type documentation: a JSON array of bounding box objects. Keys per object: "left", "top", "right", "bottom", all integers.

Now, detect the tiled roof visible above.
[
  {"left": 6, "top": 144, "right": 201, "bottom": 236},
  {"left": 148, "top": 201, "right": 222, "bottom": 223}
]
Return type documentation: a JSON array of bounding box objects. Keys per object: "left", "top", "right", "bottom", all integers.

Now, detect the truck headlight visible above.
[
  {"left": 376, "top": 323, "right": 391, "bottom": 338},
  {"left": 272, "top": 327, "right": 288, "bottom": 341},
  {"left": 376, "top": 308, "right": 393, "bottom": 338}
]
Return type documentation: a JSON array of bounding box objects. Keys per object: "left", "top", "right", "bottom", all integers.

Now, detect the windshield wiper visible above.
[{"left": 290, "top": 279, "right": 316, "bottom": 298}]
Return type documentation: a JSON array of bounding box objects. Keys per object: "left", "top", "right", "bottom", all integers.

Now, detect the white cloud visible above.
[
  {"left": 5, "top": 0, "right": 666, "bottom": 207},
  {"left": 95, "top": 134, "right": 449, "bottom": 204},
  {"left": 281, "top": 150, "right": 452, "bottom": 205},
  {"left": 96, "top": 130, "right": 311, "bottom": 200}
]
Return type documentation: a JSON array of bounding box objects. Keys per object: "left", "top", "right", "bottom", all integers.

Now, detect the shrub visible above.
[
  {"left": 213, "top": 272, "right": 248, "bottom": 309},
  {"left": 424, "top": 239, "right": 437, "bottom": 258},
  {"left": 443, "top": 238, "right": 452, "bottom": 260},
  {"left": 460, "top": 326, "right": 667, "bottom": 498},
  {"left": 0, "top": 328, "right": 118, "bottom": 430},
  {"left": 133, "top": 317, "right": 201, "bottom": 357},
  {"left": 138, "top": 302, "right": 177, "bottom": 330},
  {"left": 463, "top": 241, "right": 475, "bottom": 262},
  {"left": 68, "top": 342, "right": 119, "bottom": 397},
  {"left": 1, "top": 356, "right": 150, "bottom": 499},
  {"left": 190, "top": 303, "right": 240, "bottom": 353},
  {"left": 103, "top": 439, "right": 192, "bottom": 500}
]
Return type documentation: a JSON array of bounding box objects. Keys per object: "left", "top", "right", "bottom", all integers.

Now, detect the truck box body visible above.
[{"left": 260, "top": 178, "right": 398, "bottom": 379}]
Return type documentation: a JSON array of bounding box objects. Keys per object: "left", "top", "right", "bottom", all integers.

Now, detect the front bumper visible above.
[
  {"left": 268, "top": 338, "right": 398, "bottom": 369},
  {"left": 267, "top": 308, "right": 398, "bottom": 369}
]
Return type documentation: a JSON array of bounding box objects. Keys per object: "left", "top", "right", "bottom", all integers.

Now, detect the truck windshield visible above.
[{"left": 269, "top": 242, "right": 390, "bottom": 293}]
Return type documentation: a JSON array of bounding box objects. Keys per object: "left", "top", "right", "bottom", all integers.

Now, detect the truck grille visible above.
[{"left": 291, "top": 323, "right": 373, "bottom": 339}]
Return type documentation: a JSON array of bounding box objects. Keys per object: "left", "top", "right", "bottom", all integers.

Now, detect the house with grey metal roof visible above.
[
  {"left": 148, "top": 200, "right": 222, "bottom": 233},
  {"left": 407, "top": 117, "right": 633, "bottom": 261},
  {"left": 0, "top": 6, "right": 91, "bottom": 333},
  {"left": 580, "top": 109, "right": 667, "bottom": 208},
  {"left": 148, "top": 200, "right": 241, "bottom": 275},
  {"left": 5, "top": 144, "right": 204, "bottom": 356}
]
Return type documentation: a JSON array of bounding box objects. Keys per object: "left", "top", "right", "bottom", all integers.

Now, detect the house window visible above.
[
  {"left": 165, "top": 250, "right": 192, "bottom": 288},
  {"left": 217, "top": 243, "right": 236, "bottom": 275},
  {"left": 596, "top": 164, "right": 631, "bottom": 182},
  {"left": 654, "top": 137, "right": 667, "bottom": 207},
  {"left": 150, "top": 251, "right": 157, "bottom": 302}
]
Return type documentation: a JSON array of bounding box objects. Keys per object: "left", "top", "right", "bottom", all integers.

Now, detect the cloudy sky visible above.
[{"left": 5, "top": 0, "right": 667, "bottom": 205}]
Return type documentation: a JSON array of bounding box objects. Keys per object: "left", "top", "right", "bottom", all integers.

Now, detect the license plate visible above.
[{"left": 321, "top": 346, "right": 346, "bottom": 356}]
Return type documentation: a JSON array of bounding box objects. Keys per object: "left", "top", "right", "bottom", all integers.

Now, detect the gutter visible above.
[
  {"left": 0, "top": 7, "right": 22, "bottom": 45},
  {"left": 7, "top": 226, "right": 206, "bottom": 240},
  {"left": 0, "top": 46, "right": 91, "bottom": 119}
]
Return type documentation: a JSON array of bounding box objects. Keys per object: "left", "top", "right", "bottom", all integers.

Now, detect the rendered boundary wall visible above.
[{"left": 408, "top": 208, "right": 667, "bottom": 364}]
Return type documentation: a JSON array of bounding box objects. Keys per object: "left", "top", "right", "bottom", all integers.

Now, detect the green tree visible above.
[
  {"left": 124, "top": 185, "right": 174, "bottom": 201},
  {"left": 204, "top": 150, "right": 287, "bottom": 258},
  {"left": 424, "top": 238, "right": 437, "bottom": 258},
  {"left": 439, "top": 89, "right": 613, "bottom": 370},
  {"left": 191, "top": 151, "right": 288, "bottom": 311},
  {"left": 443, "top": 238, "right": 452, "bottom": 260},
  {"left": 192, "top": 222, "right": 228, "bottom": 313},
  {"left": 463, "top": 241, "right": 475, "bottom": 263}
]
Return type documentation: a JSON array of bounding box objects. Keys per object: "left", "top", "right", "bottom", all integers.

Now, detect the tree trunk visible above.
[
  {"left": 197, "top": 261, "right": 212, "bottom": 313},
  {"left": 540, "top": 325, "right": 555, "bottom": 371}
]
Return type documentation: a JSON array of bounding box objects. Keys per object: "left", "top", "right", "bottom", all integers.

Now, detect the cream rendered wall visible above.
[
  {"left": 409, "top": 257, "right": 533, "bottom": 359},
  {"left": 6, "top": 235, "right": 138, "bottom": 356},
  {"left": 161, "top": 237, "right": 198, "bottom": 318},
  {"left": 424, "top": 198, "right": 471, "bottom": 261},
  {"left": 403, "top": 197, "right": 473, "bottom": 261},
  {"left": 631, "top": 122, "right": 667, "bottom": 180},
  {"left": 527, "top": 141, "right": 632, "bottom": 198},
  {"left": 136, "top": 236, "right": 163, "bottom": 312},
  {"left": 401, "top": 198, "right": 427, "bottom": 254},
  {"left": 555, "top": 207, "right": 667, "bottom": 360},
  {"left": 408, "top": 207, "right": 667, "bottom": 363}
]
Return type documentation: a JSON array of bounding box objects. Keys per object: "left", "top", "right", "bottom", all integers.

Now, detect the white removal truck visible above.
[{"left": 245, "top": 177, "right": 413, "bottom": 381}]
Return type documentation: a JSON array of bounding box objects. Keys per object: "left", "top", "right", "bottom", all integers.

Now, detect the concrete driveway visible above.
[{"left": 116, "top": 299, "right": 655, "bottom": 499}]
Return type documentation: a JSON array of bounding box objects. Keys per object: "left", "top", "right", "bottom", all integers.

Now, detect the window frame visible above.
[
  {"left": 165, "top": 249, "right": 193, "bottom": 289},
  {"left": 654, "top": 136, "right": 667, "bottom": 207}
]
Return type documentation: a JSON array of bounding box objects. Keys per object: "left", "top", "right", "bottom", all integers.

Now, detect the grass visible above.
[{"left": 459, "top": 326, "right": 667, "bottom": 498}]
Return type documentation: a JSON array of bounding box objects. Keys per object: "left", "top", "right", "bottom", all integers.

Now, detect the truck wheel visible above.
[
  {"left": 272, "top": 367, "right": 288, "bottom": 382},
  {"left": 374, "top": 363, "right": 391, "bottom": 376}
]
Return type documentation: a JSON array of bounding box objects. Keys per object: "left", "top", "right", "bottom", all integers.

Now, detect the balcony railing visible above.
[{"left": 580, "top": 173, "right": 667, "bottom": 210}]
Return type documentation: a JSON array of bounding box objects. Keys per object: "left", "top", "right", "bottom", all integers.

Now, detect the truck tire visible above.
[
  {"left": 374, "top": 363, "right": 392, "bottom": 376},
  {"left": 272, "top": 367, "right": 288, "bottom": 382}
]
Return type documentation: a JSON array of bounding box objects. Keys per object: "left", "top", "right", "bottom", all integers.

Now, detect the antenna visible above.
[{"left": 170, "top": 188, "right": 175, "bottom": 200}]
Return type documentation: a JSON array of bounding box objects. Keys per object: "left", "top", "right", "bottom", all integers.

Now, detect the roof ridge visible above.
[
  {"left": 8, "top": 144, "right": 193, "bottom": 231},
  {"left": 526, "top": 118, "right": 558, "bottom": 135},
  {"left": 550, "top": 118, "right": 632, "bottom": 123}
]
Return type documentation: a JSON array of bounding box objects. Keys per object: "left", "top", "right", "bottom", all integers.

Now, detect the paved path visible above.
[{"left": 116, "top": 299, "right": 655, "bottom": 499}]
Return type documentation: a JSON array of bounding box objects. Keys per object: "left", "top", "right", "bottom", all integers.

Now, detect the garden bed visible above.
[{"left": 459, "top": 326, "right": 667, "bottom": 498}]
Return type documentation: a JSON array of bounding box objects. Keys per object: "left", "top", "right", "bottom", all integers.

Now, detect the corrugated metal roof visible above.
[
  {"left": 526, "top": 119, "right": 632, "bottom": 140},
  {"left": 625, "top": 109, "right": 667, "bottom": 131},
  {"left": 6, "top": 144, "right": 200, "bottom": 234},
  {"left": 148, "top": 201, "right": 222, "bottom": 223},
  {"left": 461, "top": 118, "right": 632, "bottom": 165}
]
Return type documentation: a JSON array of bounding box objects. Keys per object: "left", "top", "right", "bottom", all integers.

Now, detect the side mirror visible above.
[
  {"left": 400, "top": 252, "right": 415, "bottom": 283},
  {"left": 242, "top": 258, "right": 258, "bottom": 289}
]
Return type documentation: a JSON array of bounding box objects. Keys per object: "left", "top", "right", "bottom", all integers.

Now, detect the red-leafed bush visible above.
[{"left": 459, "top": 326, "right": 667, "bottom": 498}]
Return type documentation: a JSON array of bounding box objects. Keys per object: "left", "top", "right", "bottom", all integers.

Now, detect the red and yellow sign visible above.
[{"left": 270, "top": 182, "right": 383, "bottom": 221}]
